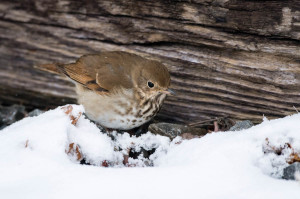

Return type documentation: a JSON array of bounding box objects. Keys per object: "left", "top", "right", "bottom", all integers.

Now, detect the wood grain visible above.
[{"left": 0, "top": 0, "right": 300, "bottom": 124}]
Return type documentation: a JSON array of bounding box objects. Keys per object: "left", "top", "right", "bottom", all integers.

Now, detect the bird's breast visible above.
[
  {"left": 136, "top": 93, "right": 166, "bottom": 121},
  {"left": 75, "top": 85, "right": 166, "bottom": 130}
]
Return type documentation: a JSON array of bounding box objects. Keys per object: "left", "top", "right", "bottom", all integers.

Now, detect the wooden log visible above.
[{"left": 0, "top": 0, "right": 300, "bottom": 124}]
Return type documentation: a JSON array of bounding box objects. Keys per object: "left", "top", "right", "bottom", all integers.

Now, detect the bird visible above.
[{"left": 38, "top": 51, "right": 173, "bottom": 130}]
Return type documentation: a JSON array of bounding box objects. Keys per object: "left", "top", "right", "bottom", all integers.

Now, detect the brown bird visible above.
[{"left": 38, "top": 51, "right": 173, "bottom": 130}]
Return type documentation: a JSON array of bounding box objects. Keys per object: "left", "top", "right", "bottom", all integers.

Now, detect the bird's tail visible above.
[{"left": 34, "top": 63, "right": 63, "bottom": 75}]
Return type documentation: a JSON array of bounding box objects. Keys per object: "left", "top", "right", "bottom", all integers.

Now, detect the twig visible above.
[
  {"left": 293, "top": 106, "right": 299, "bottom": 113},
  {"left": 189, "top": 117, "right": 225, "bottom": 127}
]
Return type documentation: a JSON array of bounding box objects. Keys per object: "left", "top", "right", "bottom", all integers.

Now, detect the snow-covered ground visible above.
[{"left": 0, "top": 105, "right": 299, "bottom": 199}]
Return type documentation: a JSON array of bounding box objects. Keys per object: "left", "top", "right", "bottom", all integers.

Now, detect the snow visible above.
[{"left": 0, "top": 105, "right": 300, "bottom": 199}]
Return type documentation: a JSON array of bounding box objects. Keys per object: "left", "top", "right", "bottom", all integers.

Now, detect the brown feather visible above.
[
  {"left": 76, "top": 52, "right": 136, "bottom": 91},
  {"left": 58, "top": 63, "right": 108, "bottom": 94},
  {"left": 35, "top": 63, "right": 62, "bottom": 74},
  {"left": 36, "top": 62, "right": 108, "bottom": 94}
]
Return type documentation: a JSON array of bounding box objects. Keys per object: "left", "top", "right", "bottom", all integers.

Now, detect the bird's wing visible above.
[
  {"left": 48, "top": 52, "right": 136, "bottom": 94},
  {"left": 76, "top": 52, "right": 134, "bottom": 91},
  {"left": 57, "top": 62, "right": 109, "bottom": 94}
]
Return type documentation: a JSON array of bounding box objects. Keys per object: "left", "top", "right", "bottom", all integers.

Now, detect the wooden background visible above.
[{"left": 1, "top": 0, "right": 300, "bottom": 124}]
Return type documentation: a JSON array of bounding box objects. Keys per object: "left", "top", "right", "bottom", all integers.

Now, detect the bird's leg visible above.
[
  {"left": 213, "top": 121, "right": 219, "bottom": 132},
  {"left": 134, "top": 126, "right": 145, "bottom": 137},
  {"left": 123, "top": 148, "right": 130, "bottom": 166},
  {"left": 129, "top": 122, "right": 152, "bottom": 137}
]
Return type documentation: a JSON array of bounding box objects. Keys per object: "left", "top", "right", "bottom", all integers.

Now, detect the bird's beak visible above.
[{"left": 160, "top": 88, "right": 176, "bottom": 95}]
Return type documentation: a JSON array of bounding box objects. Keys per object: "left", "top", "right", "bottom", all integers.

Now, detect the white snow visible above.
[{"left": 0, "top": 105, "right": 300, "bottom": 199}]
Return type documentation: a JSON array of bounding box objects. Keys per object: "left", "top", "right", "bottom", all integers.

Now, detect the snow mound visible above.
[{"left": 0, "top": 105, "right": 300, "bottom": 199}]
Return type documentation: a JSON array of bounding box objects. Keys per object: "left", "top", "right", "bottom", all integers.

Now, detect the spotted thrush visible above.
[{"left": 38, "top": 51, "right": 173, "bottom": 130}]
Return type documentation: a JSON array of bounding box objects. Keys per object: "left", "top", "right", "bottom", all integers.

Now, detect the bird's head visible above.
[{"left": 133, "top": 59, "right": 174, "bottom": 99}]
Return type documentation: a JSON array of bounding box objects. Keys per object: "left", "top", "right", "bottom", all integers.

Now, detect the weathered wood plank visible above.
[{"left": 0, "top": 0, "right": 300, "bottom": 124}]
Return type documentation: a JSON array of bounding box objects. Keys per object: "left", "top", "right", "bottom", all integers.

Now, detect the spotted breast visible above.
[{"left": 76, "top": 84, "right": 167, "bottom": 130}]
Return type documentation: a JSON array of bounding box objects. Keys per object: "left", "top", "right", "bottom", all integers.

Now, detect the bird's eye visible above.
[{"left": 147, "top": 81, "right": 154, "bottom": 88}]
